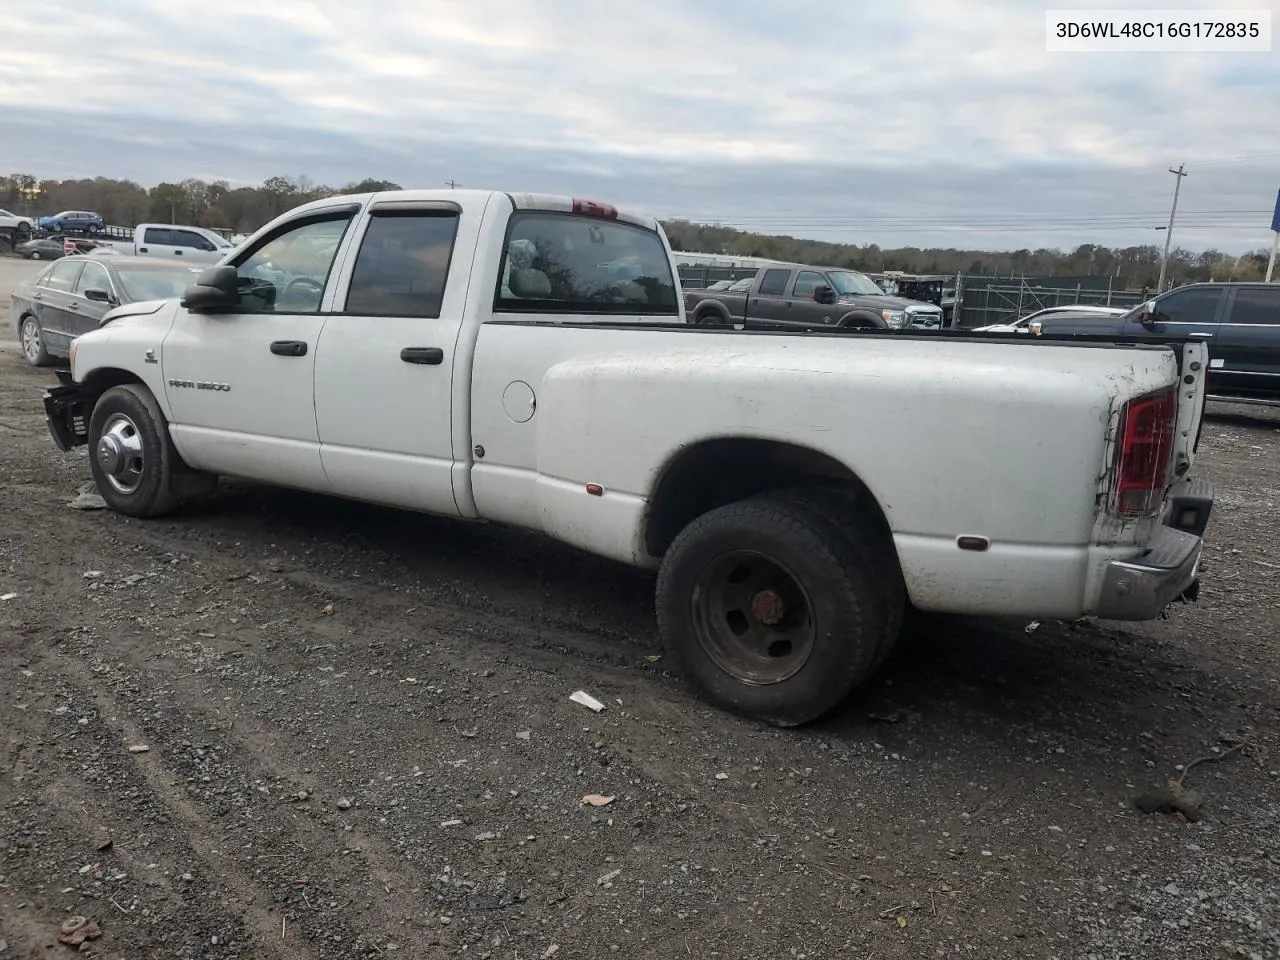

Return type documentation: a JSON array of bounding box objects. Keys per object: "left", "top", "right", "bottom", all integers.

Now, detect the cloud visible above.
[{"left": 0, "top": 0, "right": 1276, "bottom": 252}]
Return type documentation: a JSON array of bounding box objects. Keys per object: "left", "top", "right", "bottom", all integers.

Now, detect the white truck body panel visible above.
[{"left": 61, "top": 188, "right": 1210, "bottom": 626}]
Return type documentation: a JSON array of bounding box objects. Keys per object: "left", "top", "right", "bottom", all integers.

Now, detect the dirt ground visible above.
[{"left": 1, "top": 255, "right": 1278, "bottom": 960}]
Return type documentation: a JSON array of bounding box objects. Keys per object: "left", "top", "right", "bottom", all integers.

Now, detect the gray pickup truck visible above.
[{"left": 684, "top": 262, "right": 946, "bottom": 330}]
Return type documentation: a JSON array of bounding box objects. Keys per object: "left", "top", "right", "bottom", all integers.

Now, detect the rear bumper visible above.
[
  {"left": 43, "top": 372, "right": 91, "bottom": 452},
  {"left": 1095, "top": 479, "right": 1214, "bottom": 620}
]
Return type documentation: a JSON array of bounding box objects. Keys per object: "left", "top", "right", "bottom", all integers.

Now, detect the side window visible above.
[
  {"left": 493, "top": 211, "right": 678, "bottom": 316},
  {"left": 344, "top": 212, "right": 460, "bottom": 317},
  {"left": 792, "top": 271, "right": 825, "bottom": 297},
  {"left": 75, "top": 261, "right": 111, "bottom": 295},
  {"left": 172, "top": 229, "right": 216, "bottom": 251},
  {"left": 234, "top": 215, "right": 352, "bottom": 314},
  {"left": 1228, "top": 287, "right": 1280, "bottom": 325},
  {"left": 44, "top": 260, "right": 84, "bottom": 292},
  {"left": 143, "top": 227, "right": 172, "bottom": 245},
  {"left": 1152, "top": 287, "right": 1223, "bottom": 324},
  {"left": 758, "top": 269, "right": 791, "bottom": 296}
]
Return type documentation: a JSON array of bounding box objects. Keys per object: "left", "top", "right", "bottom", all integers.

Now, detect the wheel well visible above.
[
  {"left": 81, "top": 368, "right": 147, "bottom": 404},
  {"left": 643, "top": 438, "right": 889, "bottom": 557},
  {"left": 838, "top": 312, "right": 882, "bottom": 328},
  {"left": 695, "top": 302, "right": 730, "bottom": 319}
]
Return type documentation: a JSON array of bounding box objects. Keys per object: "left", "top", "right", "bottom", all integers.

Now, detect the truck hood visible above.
[
  {"left": 837, "top": 294, "right": 938, "bottom": 311},
  {"left": 99, "top": 299, "right": 170, "bottom": 327}
]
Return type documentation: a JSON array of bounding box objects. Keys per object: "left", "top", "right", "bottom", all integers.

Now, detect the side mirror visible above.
[
  {"left": 813, "top": 284, "right": 836, "bottom": 304},
  {"left": 83, "top": 287, "right": 114, "bottom": 304},
  {"left": 1138, "top": 311, "right": 1158, "bottom": 325},
  {"left": 180, "top": 264, "right": 240, "bottom": 312}
]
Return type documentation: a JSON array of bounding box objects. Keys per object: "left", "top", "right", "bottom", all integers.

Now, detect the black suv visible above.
[{"left": 1034, "top": 282, "right": 1280, "bottom": 405}]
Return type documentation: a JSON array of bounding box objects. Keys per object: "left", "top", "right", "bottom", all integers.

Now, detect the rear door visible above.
[
  {"left": 32, "top": 258, "right": 85, "bottom": 353},
  {"left": 314, "top": 199, "right": 472, "bottom": 515},
  {"left": 747, "top": 268, "right": 793, "bottom": 324},
  {"left": 136, "top": 226, "right": 173, "bottom": 258},
  {"left": 1209, "top": 285, "right": 1280, "bottom": 400}
]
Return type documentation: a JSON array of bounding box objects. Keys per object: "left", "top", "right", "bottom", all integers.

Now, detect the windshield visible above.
[
  {"left": 116, "top": 266, "right": 201, "bottom": 302},
  {"left": 827, "top": 270, "right": 886, "bottom": 296}
]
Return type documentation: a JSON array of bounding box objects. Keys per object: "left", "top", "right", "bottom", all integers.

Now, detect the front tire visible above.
[
  {"left": 656, "top": 493, "right": 897, "bottom": 726},
  {"left": 87, "top": 385, "right": 182, "bottom": 518},
  {"left": 19, "top": 316, "right": 51, "bottom": 366}
]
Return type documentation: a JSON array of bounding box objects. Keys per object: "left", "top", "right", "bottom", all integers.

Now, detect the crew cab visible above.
[
  {"left": 684, "top": 262, "right": 945, "bottom": 329},
  {"left": 1028, "top": 282, "right": 1280, "bottom": 406},
  {"left": 43, "top": 189, "right": 1214, "bottom": 726}
]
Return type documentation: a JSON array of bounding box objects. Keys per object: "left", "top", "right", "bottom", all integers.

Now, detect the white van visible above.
[{"left": 131, "top": 224, "right": 235, "bottom": 264}]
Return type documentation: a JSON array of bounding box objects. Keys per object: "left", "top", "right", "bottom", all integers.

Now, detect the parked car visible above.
[
  {"left": 12, "top": 255, "right": 201, "bottom": 366},
  {"left": 973, "top": 304, "right": 1128, "bottom": 333},
  {"left": 38, "top": 210, "right": 105, "bottom": 234},
  {"left": 43, "top": 188, "right": 1214, "bottom": 727},
  {"left": 15, "top": 235, "right": 108, "bottom": 259},
  {"left": 1027, "top": 282, "right": 1280, "bottom": 405},
  {"left": 0, "top": 207, "right": 36, "bottom": 241},
  {"left": 684, "top": 262, "right": 945, "bottom": 329},
  {"left": 123, "top": 223, "right": 236, "bottom": 264}
]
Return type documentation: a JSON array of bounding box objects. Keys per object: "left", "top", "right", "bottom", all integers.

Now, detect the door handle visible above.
[
  {"left": 1189, "top": 332, "right": 1213, "bottom": 338},
  {"left": 138, "top": 247, "right": 147, "bottom": 253},
  {"left": 270, "top": 340, "right": 308, "bottom": 357},
  {"left": 400, "top": 347, "right": 443, "bottom": 365}
]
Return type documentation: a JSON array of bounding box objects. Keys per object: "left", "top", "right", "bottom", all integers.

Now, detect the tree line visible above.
[{"left": 2, "top": 172, "right": 1271, "bottom": 289}]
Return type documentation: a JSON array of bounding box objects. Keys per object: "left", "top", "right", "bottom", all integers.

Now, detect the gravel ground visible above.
[{"left": 1, "top": 255, "right": 1278, "bottom": 959}]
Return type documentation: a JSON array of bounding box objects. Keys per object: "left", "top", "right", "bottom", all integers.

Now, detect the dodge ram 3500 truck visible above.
[{"left": 43, "top": 189, "right": 1215, "bottom": 726}]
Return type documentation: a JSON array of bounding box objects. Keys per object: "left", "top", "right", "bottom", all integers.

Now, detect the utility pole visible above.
[
  {"left": 445, "top": 179, "right": 460, "bottom": 189},
  {"left": 1157, "top": 163, "right": 1187, "bottom": 293}
]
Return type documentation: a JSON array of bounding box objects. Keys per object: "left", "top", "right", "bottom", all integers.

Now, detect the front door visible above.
[
  {"left": 161, "top": 209, "right": 359, "bottom": 492},
  {"left": 313, "top": 200, "right": 472, "bottom": 515},
  {"left": 68, "top": 259, "right": 116, "bottom": 338},
  {"left": 1212, "top": 285, "right": 1280, "bottom": 400}
]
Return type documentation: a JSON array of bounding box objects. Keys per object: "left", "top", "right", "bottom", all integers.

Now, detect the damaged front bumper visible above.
[
  {"left": 1095, "top": 478, "right": 1214, "bottom": 620},
  {"left": 43, "top": 369, "right": 91, "bottom": 452}
]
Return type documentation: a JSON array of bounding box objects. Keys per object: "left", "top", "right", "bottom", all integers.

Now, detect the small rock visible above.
[
  {"left": 1164, "top": 883, "right": 1180, "bottom": 895},
  {"left": 516, "top": 730, "right": 531, "bottom": 740},
  {"left": 714, "top": 773, "right": 728, "bottom": 781},
  {"left": 335, "top": 798, "right": 353, "bottom": 810},
  {"left": 475, "top": 832, "right": 496, "bottom": 842},
  {"left": 127, "top": 744, "right": 150, "bottom": 754},
  {"left": 441, "top": 819, "right": 463, "bottom": 828}
]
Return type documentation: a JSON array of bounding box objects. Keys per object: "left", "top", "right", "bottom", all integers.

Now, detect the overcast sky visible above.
[{"left": 2, "top": 0, "right": 1278, "bottom": 253}]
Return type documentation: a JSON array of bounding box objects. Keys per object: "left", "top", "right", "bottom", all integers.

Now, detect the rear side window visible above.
[
  {"left": 143, "top": 227, "right": 173, "bottom": 245},
  {"left": 44, "top": 260, "right": 84, "bottom": 291},
  {"left": 494, "top": 212, "right": 678, "bottom": 316},
  {"left": 344, "top": 212, "right": 460, "bottom": 317},
  {"left": 1228, "top": 287, "right": 1280, "bottom": 325},
  {"left": 758, "top": 269, "right": 790, "bottom": 296}
]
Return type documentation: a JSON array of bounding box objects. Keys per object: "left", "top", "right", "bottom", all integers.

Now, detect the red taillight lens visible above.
[
  {"left": 1111, "top": 388, "right": 1176, "bottom": 516},
  {"left": 571, "top": 198, "right": 618, "bottom": 219}
]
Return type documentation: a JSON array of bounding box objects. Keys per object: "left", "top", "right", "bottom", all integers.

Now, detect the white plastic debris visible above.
[
  {"left": 570, "top": 691, "right": 605, "bottom": 712},
  {"left": 0, "top": 593, "right": 17, "bottom": 602},
  {"left": 1025, "top": 621, "right": 1041, "bottom": 633}
]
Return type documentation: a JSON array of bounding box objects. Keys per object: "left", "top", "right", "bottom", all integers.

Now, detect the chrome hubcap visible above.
[
  {"left": 96, "top": 414, "right": 145, "bottom": 494},
  {"left": 21, "top": 320, "right": 40, "bottom": 362}
]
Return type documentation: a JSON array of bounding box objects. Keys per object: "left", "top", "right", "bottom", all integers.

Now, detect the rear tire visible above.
[
  {"left": 656, "top": 492, "right": 897, "bottom": 726},
  {"left": 19, "top": 316, "right": 51, "bottom": 366},
  {"left": 87, "top": 385, "right": 182, "bottom": 518}
]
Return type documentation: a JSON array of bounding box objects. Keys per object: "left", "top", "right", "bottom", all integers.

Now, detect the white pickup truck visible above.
[{"left": 43, "top": 188, "right": 1215, "bottom": 726}]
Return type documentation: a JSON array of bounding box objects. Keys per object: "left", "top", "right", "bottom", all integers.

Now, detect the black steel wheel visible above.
[{"left": 656, "top": 492, "right": 898, "bottom": 726}]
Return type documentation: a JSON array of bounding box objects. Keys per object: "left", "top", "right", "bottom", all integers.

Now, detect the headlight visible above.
[{"left": 881, "top": 309, "right": 907, "bottom": 328}]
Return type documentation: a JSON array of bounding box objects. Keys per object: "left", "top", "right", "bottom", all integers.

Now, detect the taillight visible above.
[{"left": 1110, "top": 388, "right": 1176, "bottom": 516}]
